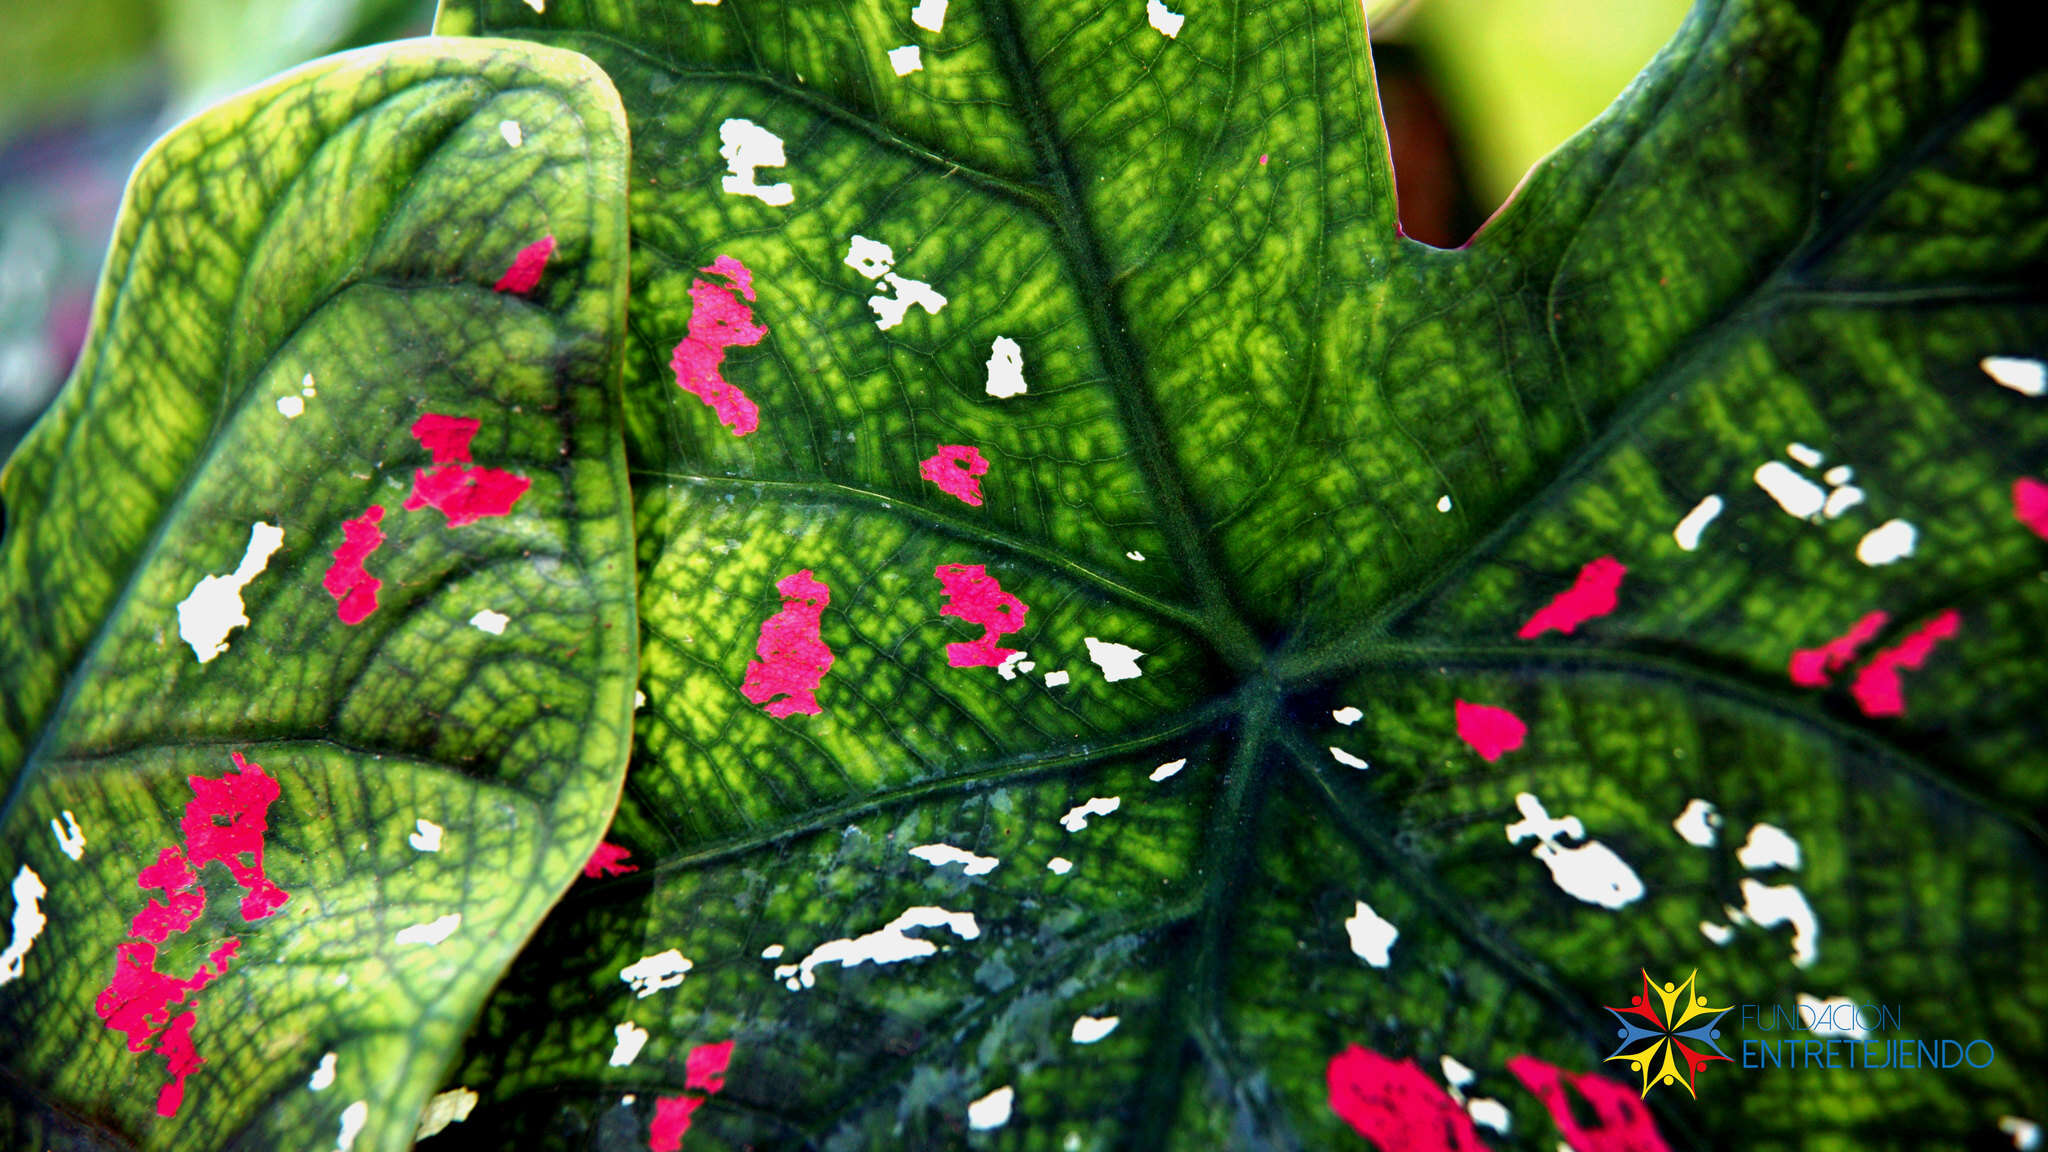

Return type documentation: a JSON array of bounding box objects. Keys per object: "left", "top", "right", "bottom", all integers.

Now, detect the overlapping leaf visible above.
[
  {"left": 426, "top": 0, "right": 2046, "bottom": 1147},
  {"left": 0, "top": 38, "right": 634, "bottom": 1152}
]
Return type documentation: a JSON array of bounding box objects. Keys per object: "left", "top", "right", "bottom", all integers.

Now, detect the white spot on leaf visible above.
[
  {"left": 1740, "top": 877, "right": 1820, "bottom": 967},
  {"left": 1982, "top": 356, "right": 2047, "bottom": 397},
  {"left": 176, "top": 522, "right": 285, "bottom": 663},
  {"left": 409, "top": 819, "right": 444, "bottom": 853},
  {"left": 394, "top": 914, "right": 461, "bottom": 947},
  {"left": 1047, "top": 857, "right": 1072, "bottom": 874},
  {"left": 1332, "top": 706, "right": 1362, "bottom": 725},
  {"left": 499, "top": 120, "right": 522, "bottom": 148},
  {"left": 1822, "top": 483, "right": 1865, "bottom": 520},
  {"left": 986, "top": 336, "right": 1027, "bottom": 397},
  {"left": 1149, "top": 758, "right": 1186, "bottom": 782},
  {"left": 309, "top": 1052, "right": 337, "bottom": 1091},
  {"left": 336, "top": 1101, "right": 369, "bottom": 1151},
  {"left": 1468, "top": 1098, "right": 1511, "bottom": 1134},
  {"left": 888, "top": 44, "right": 923, "bottom": 75},
  {"left": 1, "top": 866, "right": 49, "bottom": 985},
  {"left": 773, "top": 906, "right": 979, "bottom": 990},
  {"left": 718, "top": 118, "right": 794, "bottom": 206},
  {"left": 1329, "top": 746, "right": 1369, "bottom": 770},
  {"left": 1737, "top": 823, "right": 1801, "bottom": 871},
  {"left": 1343, "top": 900, "right": 1398, "bottom": 967},
  {"left": 1440, "top": 1055, "right": 1475, "bottom": 1095},
  {"left": 760, "top": 944, "right": 784, "bottom": 959},
  {"left": 1504, "top": 793, "right": 1644, "bottom": 910},
  {"left": 1071, "top": 1015, "right": 1120, "bottom": 1043},
  {"left": 415, "top": 1087, "right": 477, "bottom": 1140},
  {"left": 608, "top": 1022, "right": 649, "bottom": 1067},
  {"left": 620, "top": 949, "right": 694, "bottom": 997},
  {"left": 1043, "top": 669, "right": 1069, "bottom": 688},
  {"left": 1672, "top": 799, "right": 1720, "bottom": 847},
  {"left": 869, "top": 272, "right": 947, "bottom": 328},
  {"left": 1084, "top": 636, "right": 1145, "bottom": 681},
  {"left": 469, "top": 609, "right": 510, "bottom": 635},
  {"left": 1856, "top": 519, "right": 1917, "bottom": 566},
  {"left": 1699, "top": 920, "right": 1736, "bottom": 946},
  {"left": 967, "top": 1085, "right": 1014, "bottom": 1130},
  {"left": 2000, "top": 1116, "right": 2043, "bottom": 1151},
  {"left": 1787, "top": 442, "right": 1825, "bottom": 468},
  {"left": 908, "top": 843, "right": 999, "bottom": 875},
  {"left": 1754, "top": 461, "right": 1827, "bottom": 519},
  {"left": 1060, "top": 796, "right": 1121, "bottom": 832},
  {"left": 50, "top": 811, "right": 85, "bottom": 861},
  {"left": 910, "top": 0, "right": 948, "bottom": 31},
  {"left": 1146, "top": 0, "right": 1185, "bottom": 37},
  {"left": 1672, "top": 494, "right": 1723, "bottom": 551},
  {"left": 1436, "top": 494, "right": 1452, "bottom": 512},
  {"left": 845, "top": 235, "right": 895, "bottom": 279},
  {"left": 277, "top": 395, "right": 305, "bottom": 418}
]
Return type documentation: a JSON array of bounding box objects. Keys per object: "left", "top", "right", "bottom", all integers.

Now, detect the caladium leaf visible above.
[
  {"left": 0, "top": 38, "right": 634, "bottom": 1152},
  {"left": 433, "top": 0, "right": 2048, "bottom": 1147}
]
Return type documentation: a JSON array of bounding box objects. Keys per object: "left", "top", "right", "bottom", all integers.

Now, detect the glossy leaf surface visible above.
[
  {"left": 0, "top": 37, "right": 635, "bottom": 1152},
  {"left": 428, "top": 0, "right": 2048, "bottom": 1146}
]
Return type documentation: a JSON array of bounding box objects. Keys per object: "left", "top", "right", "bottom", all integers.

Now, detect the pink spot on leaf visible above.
[
  {"left": 1455, "top": 699, "right": 1526, "bottom": 762},
  {"left": 128, "top": 848, "right": 202, "bottom": 943},
  {"left": 919, "top": 445, "right": 991, "bottom": 506},
  {"left": 2016, "top": 476, "right": 2048, "bottom": 540},
  {"left": 323, "top": 505, "right": 386, "bottom": 625},
  {"left": 1850, "top": 609, "right": 1961, "bottom": 718},
  {"left": 1507, "top": 1056, "right": 1672, "bottom": 1152},
  {"left": 671, "top": 256, "right": 768, "bottom": 436},
  {"left": 1789, "top": 610, "right": 1889, "bottom": 688},
  {"left": 934, "top": 564, "right": 1028, "bottom": 667},
  {"left": 648, "top": 1095, "right": 703, "bottom": 1152},
  {"left": 494, "top": 235, "right": 556, "bottom": 295},
  {"left": 1326, "top": 1045, "right": 1486, "bottom": 1152},
  {"left": 685, "top": 1040, "right": 734, "bottom": 1094},
  {"left": 1517, "top": 555, "right": 1627, "bottom": 639},
  {"left": 583, "top": 841, "right": 639, "bottom": 879},
  {"left": 741, "top": 570, "right": 834, "bottom": 717},
  {"left": 402, "top": 412, "right": 531, "bottom": 527}
]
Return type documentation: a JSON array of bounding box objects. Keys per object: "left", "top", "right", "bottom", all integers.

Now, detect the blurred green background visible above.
[{"left": 0, "top": 0, "right": 1689, "bottom": 457}]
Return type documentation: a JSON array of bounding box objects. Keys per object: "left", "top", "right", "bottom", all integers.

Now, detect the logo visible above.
[{"left": 1604, "top": 968, "right": 1733, "bottom": 1098}]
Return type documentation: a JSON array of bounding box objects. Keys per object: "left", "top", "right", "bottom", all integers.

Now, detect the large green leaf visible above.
[
  {"left": 0, "top": 38, "right": 633, "bottom": 1152},
  {"left": 474, "top": 0, "right": 2030, "bottom": 1147}
]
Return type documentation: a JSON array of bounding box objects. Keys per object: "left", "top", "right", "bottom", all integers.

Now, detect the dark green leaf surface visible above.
[
  {"left": 0, "top": 38, "right": 633, "bottom": 1152},
  {"left": 449, "top": 0, "right": 2040, "bottom": 1147}
]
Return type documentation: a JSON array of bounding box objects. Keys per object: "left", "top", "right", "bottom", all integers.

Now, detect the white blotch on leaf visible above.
[
  {"left": 1146, "top": 0, "right": 1185, "bottom": 37},
  {"left": 620, "top": 949, "right": 694, "bottom": 997},
  {"left": 1737, "top": 823, "right": 1801, "bottom": 871},
  {"left": 887, "top": 44, "right": 923, "bottom": 75},
  {"left": 1047, "top": 857, "right": 1072, "bottom": 875},
  {"left": 1343, "top": 900, "right": 1398, "bottom": 968},
  {"left": 1982, "top": 356, "right": 2047, "bottom": 397},
  {"left": 1672, "top": 494, "right": 1723, "bottom": 551},
  {"left": 336, "top": 1101, "right": 369, "bottom": 1151},
  {"left": 50, "top": 810, "right": 85, "bottom": 861},
  {"left": 277, "top": 395, "right": 305, "bottom": 418},
  {"left": 1856, "top": 519, "right": 1918, "bottom": 566},
  {"left": 1149, "top": 758, "right": 1187, "bottom": 782},
  {"left": 1329, "top": 746, "right": 1369, "bottom": 770},
  {"left": 2000, "top": 1116, "right": 2043, "bottom": 1151},
  {"left": 986, "top": 336, "right": 1027, "bottom": 397},
  {"left": 845, "top": 235, "right": 896, "bottom": 279},
  {"left": 869, "top": 272, "right": 947, "bottom": 328},
  {"left": 967, "top": 1086, "right": 1014, "bottom": 1130},
  {"left": 760, "top": 944, "right": 784, "bottom": 959},
  {"left": 1084, "top": 636, "right": 1145, "bottom": 681},
  {"left": 1440, "top": 1055, "right": 1475, "bottom": 1097},
  {"left": 718, "top": 118, "right": 795, "bottom": 206},
  {"left": 608, "top": 1022, "right": 649, "bottom": 1067},
  {"left": 773, "top": 906, "right": 979, "bottom": 990},
  {"left": 1044, "top": 669, "right": 1070, "bottom": 687},
  {"left": 908, "top": 843, "right": 999, "bottom": 875},
  {"left": 415, "top": 1087, "right": 477, "bottom": 1140},
  {"left": 1740, "top": 878, "right": 1820, "bottom": 967},
  {"left": 1822, "top": 483, "right": 1865, "bottom": 519},
  {"left": 395, "top": 914, "right": 461, "bottom": 947},
  {"left": 1787, "top": 442, "right": 1825, "bottom": 468},
  {"left": 1825, "top": 464, "right": 1854, "bottom": 486},
  {"left": 0, "top": 866, "right": 49, "bottom": 985},
  {"left": 1125, "top": 550, "right": 1146, "bottom": 561},
  {"left": 1754, "top": 461, "right": 1827, "bottom": 519},
  {"left": 1071, "top": 1015, "right": 1120, "bottom": 1043},
  {"left": 1332, "top": 706, "right": 1362, "bottom": 725},
  {"left": 1504, "top": 793, "right": 1645, "bottom": 910},
  {"left": 1699, "top": 920, "right": 1736, "bottom": 946},
  {"left": 910, "top": 0, "right": 948, "bottom": 31},
  {"left": 1672, "top": 799, "right": 1720, "bottom": 847},
  {"left": 997, "top": 651, "right": 1035, "bottom": 680},
  {"left": 176, "top": 522, "right": 285, "bottom": 663},
  {"left": 308, "top": 1052, "right": 337, "bottom": 1091},
  {"left": 301, "top": 372, "right": 316, "bottom": 397},
  {"left": 469, "top": 609, "right": 510, "bottom": 635},
  {"left": 1436, "top": 494, "right": 1452, "bottom": 512},
  {"left": 520, "top": 0, "right": 542, "bottom": 9},
  {"left": 1060, "top": 796, "right": 1121, "bottom": 832},
  {"left": 1467, "top": 1099, "right": 1511, "bottom": 1134},
  {"left": 409, "top": 819, "right": 444, "bottom": 853},
  {"left": 499, "top": 120, "right": 522, "bottom": 148}
]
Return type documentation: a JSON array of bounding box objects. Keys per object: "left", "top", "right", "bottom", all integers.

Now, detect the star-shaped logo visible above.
[{"left": 1603, "top": 968, "right": 1733, "bottom": 1098}]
